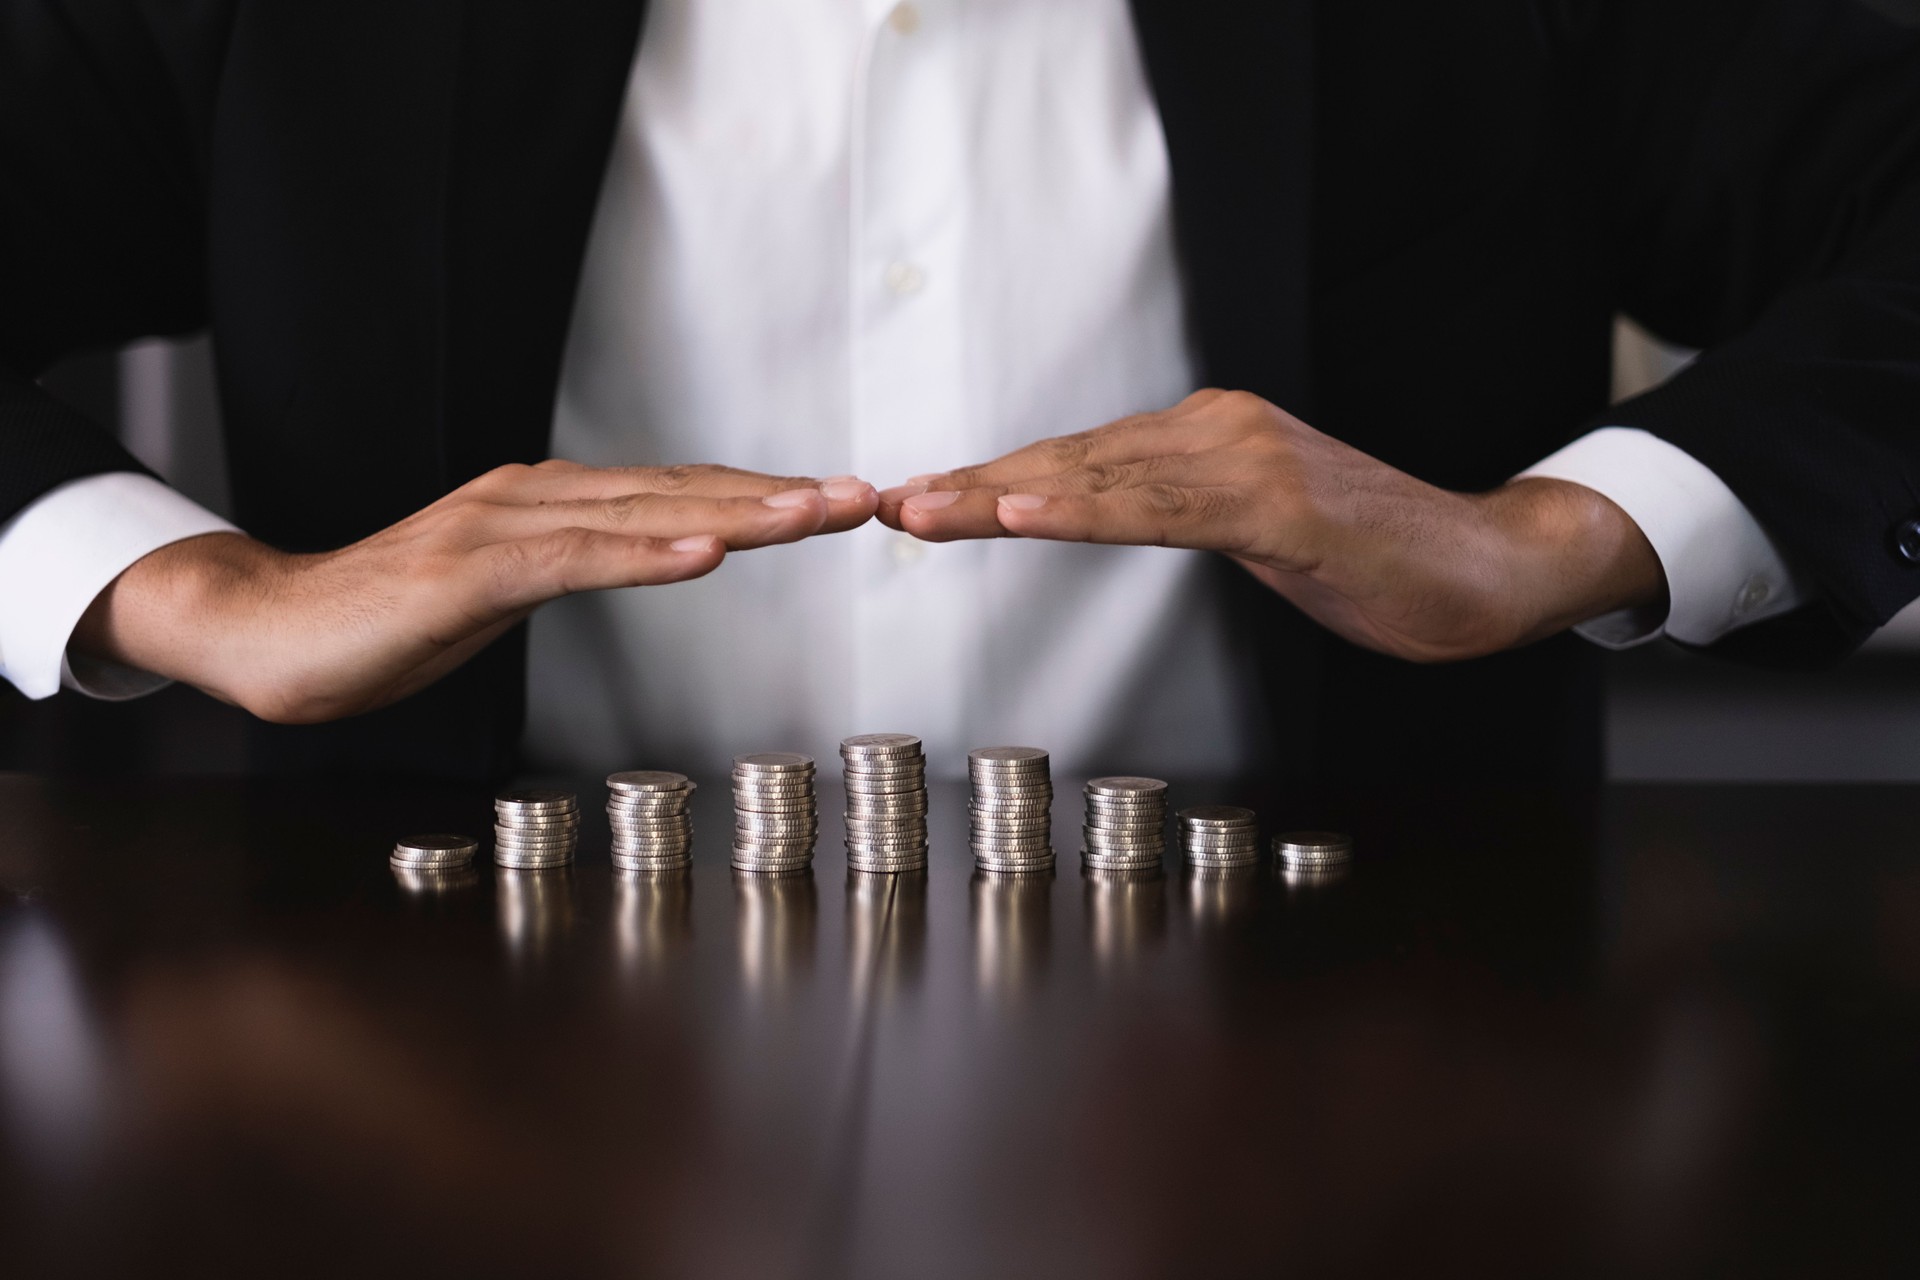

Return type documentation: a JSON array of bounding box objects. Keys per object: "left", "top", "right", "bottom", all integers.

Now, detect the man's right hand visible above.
[{"left": 71, "top": 461, "right": 877, "bottom": 723}]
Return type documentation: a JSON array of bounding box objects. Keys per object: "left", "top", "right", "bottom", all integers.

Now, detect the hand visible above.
[
  {"left": 876, "top": 389, "right": 1665, "bottom": 663},
  {"left": 74, "top": 462, "right": 878, "bottom": 722}
]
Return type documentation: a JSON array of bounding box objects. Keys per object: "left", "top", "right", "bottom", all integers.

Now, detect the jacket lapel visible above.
[
  {"left": 437, "top": 0, "right": 650, "bottom": 485},
  {"left": 1128, "top": 0, "right": 1316, "bottom": 418}
]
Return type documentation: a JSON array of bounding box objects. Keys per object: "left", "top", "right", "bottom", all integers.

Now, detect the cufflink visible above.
[{"left": 1896, "top": 517, "right": 1920, "bottom": 565}]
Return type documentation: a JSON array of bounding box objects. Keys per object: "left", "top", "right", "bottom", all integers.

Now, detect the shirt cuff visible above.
[
  {"left": 0, "top": 473, "right": 241, "bottom": 701},
  {"left": 1518, "top": 427, "right": 1813, "bottom": 651}
]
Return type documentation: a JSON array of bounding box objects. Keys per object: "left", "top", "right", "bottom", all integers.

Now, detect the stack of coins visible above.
[
  {"left": 1081, "top": 777, "right": 1169, "bottom": 871},
  {"left": 841, "top": 734, "right": 929, "bottom": 873},
  {"left": 968, "top": 746, "right": 1054, "bottom": 874},
  {"left": 607, "top": 770, "right": 696, "bottom": 871},
  {"left": 494, "top": 790, "right": 580, "bottom": 868},
  {"left": 732, "top": 753, "right": 819, "bottom": 874},
  {"left": 390, "top": 834, "right": 479, "bottom": 891},
  {"left": 1273, "top": 831, "right": 1354, "bottom": 884},
  {"left": 1178, "top": 805, "right": 1261, "bottom": 870}
]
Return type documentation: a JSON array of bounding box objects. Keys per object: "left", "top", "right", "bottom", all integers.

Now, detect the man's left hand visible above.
[{"left": 876, "top": 389, "right": 1666, "bottom": 663}]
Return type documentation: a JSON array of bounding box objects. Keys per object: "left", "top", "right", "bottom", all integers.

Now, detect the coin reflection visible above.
[
  {"left": 971, "top": 870, "right": 1052, "bottom": 1001},
  {"left": 1280, "top": 862, "right": 1351, "bottom": 892},
  {"left": 1083, "top": 866, "right": 1166, "bottom": 971},
  {"left": 846, "top": 870, "right": 927, "bottom": 1005},
  {"left": 1180, "top": 864, "right": 1259, "bottom": 932},
  {"left": 614, "top": 867, "right": 693, "bottom": 980},
  {"left": 496, "top": 867, "right": 574, "bottom": 960},
  {"left": 734, "top": 869, "right": 816, "bottom": 994}
]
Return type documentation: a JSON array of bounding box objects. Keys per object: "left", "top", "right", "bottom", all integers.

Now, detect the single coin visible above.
[
  {"left": 841, "top": 732, "right": 923, "bottom": 751},
  {"left": 733, "top": 752, "right": 816, "bottom": 772},
  {"left": 1085, "top": 777, "right": 1169, "bottom": 798},
  {"left": 497, "top": 788, "right": 578, "bottom": 807},
  {"left": 1178, "top": 805, "right": 1257, "bottom": 826},
  {"left": 606, "top": 770, "right": 691, "bottom": 793}
]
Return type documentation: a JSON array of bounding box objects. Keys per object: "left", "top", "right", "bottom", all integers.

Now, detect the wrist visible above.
[
  {"left": 72, "top": 532, "right": 289, "bottom": 708},
  {"left": 1477, "top": 478, "right": 1667, "bottom": 643}
]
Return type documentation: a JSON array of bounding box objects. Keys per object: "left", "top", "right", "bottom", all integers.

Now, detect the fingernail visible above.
[
  {"left": 878, "top": 482, "right": 930, "bottom": 505},
  {"left": 672, "top": 535, "right": 720, "bottom": 553},
  {"left": 908, "top": 474, "right": 943, "bottom": 486},
  {"left": 999, "top": 494, "right": 1048, "bottom": 512},
  {"left": 823, "top": 474, "right": 862, "bottom": 485},
  {"left": 763, "top": 488, "right": 821, "bottom": 510},
  {"left": 821, "top": 478, "right": 874, "bottom": 502},
  {"left": 904, "top": 491, "right": 961, "bottom": 514}
]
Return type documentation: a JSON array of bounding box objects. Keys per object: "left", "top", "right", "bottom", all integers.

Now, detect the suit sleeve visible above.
[
  {"left": 1577, "top": 0, "right": 1920, "bottom": 666},
  {"left": 0, "top": 0, "right": 228, "bottom": 517}
]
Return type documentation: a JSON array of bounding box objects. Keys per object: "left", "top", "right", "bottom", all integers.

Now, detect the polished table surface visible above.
[{"left": 0, "top": 774, "right": 1914, "bottom": 1279}]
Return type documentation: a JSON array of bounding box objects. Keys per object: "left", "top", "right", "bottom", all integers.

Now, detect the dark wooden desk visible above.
[{"left": 0, "top": 776, "right": 1913, "bottom": 1278}]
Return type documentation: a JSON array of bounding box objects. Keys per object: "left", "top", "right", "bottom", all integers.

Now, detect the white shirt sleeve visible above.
[
  {"left": 0, "top": 473, "right": 241, "bottom": 701},
  {"left": 1518, "top": 427, "right": 1814, "bottom": 650}
]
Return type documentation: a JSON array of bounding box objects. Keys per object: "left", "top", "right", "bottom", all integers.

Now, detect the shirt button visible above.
[
  {"left": 1896, "top": 517, "right": 1920, "bottom": 564},
  {"left": 892, "top": 533, "right": 926, "bottom": 566},
  {"left": 884, "top": 261, "right": 926, "bottom": 296},
  {"left": 1736, "top": 576, "right": 1772, "bottom": 615},
  {"left": 888, "top": 2, "right": 922, "bottom": 35}
]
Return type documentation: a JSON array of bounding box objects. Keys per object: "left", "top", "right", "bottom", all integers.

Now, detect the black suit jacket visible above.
[{"left": 5, "top": 0, "right": 1920, "bottom": 782}]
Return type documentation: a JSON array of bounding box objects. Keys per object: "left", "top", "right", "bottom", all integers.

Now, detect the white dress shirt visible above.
[{"left": 0, "top": 0, "right": 1809, "bottom": 774}]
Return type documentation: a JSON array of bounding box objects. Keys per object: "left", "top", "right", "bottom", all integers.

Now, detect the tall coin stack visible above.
[
  {"left": 732, "top": 753, "right": 819, "bottom": 874},
  {"left": 607, "top": 771, "right": 696, "bottom": 871},
  {"left": 841, "top": 734, "right": 930, "bottom": 873},
  {"left": 493, "top": 789, "right": 580, "bottom": 868},
  {"left": 1080, "top": 777, "right": 1169, "bottom": 871},
  {"left": 1178, "top": 806, "right": 1261, "bottom": 870},
  {"left": 968, "top": 747, "right": 1054, "bottom": 874}
]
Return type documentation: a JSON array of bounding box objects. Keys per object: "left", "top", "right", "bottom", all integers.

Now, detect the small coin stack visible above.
[
  {"left": 1178, "top": 805, "right": 1261, "bottom": 870},
  {"left": 968, "top": 747, "right": 1054, "bottom": 875},
  {"left": 1081, "top": 777, "right": 1169, "bottom": 871},
  {"left": 1274, "top": 831, "right": 1354, "bottom": 885},
  {"left": 732, "top": 753, "right": 819, "bottom": 874},
  {"left": 390, "top": 833, "right": 479, "bottom": 891},
  {"left": 841, "top": 733, "right": 930, "bottom": 873},
  {"left": 608, "top": 770, "right": 696, "bottom": 872},
  {"left": 493, "top": 789, "right": 580, "bottom": 869}
]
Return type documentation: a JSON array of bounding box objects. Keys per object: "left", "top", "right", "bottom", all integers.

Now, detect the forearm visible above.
[{"left": 1472, "top": 478, "right": 1667, "bottom": 649}]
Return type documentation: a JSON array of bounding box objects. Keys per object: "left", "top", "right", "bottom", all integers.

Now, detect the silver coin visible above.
[
  {"left": 1081, "top": 862, "right": 1163, "bottom": 882},
  {"left": 1273, "top": 831, "right": 1354, "bottom": 859},
  {"left": 497, "top": 788, "right": 578, "bottom": 807},
  {"left": 494, "top": 854, "right": 576, "bottom": 869},
  {"left": 733, "top": 751, "right": 815, "bottom": 771},
  {"left": 606, "top": 770, "right": 691, "bottom": 793},
  {"left": 841, "top": 732, "right": 923, "bottom": 751},
  {"left": 613, "top": 858, "right": 692, "bottom": 874},
  {"left": 846, "top": 858, "right": 931, "bottom": 872},
  {"left": 1084, "top": 777, "right": 1168, "bottom": 797},
  {"left": 1178, "top": 805, "right": 1257, "bottom": 826},
  {"left": 968, "top": 745, "right": 1047, "bottom": 765},
  {"left": 731, "top": 854, "right": 817, "bottom": 872},
  {"left": 608, "top": 795, "right": 693, "bottom": 812},
  {"left": 731, "top": 864, "right": 812, "bottom": 880},
  {"left": 494, "top": 810, "right": 581, "bottom": 828}
]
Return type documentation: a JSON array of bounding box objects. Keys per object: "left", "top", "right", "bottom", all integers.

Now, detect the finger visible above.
[
  {"left": 475, "top": 529, "right": 729, "bottom": 612},
  {"left": 472, "top": 460, "right": 866, "bottom": 504},
  {"left": 894, "top": 453, "right": 1230, "bottom": 542},
  {"left": 991, "top": 485, "right": 1245, "bottom": 551},
  {"left": 466, "top": 489, "right": 835, "bottom": 550}
]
